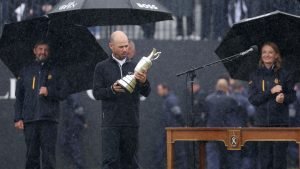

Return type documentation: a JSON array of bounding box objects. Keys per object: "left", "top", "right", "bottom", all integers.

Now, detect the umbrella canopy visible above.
[
  {"left": 47, "top": 0, "right": 173, "bottom": 26},
  {"left": 0, "top": 16, "right": 108, "bottom": 93},
  {"left": 215, "top": 11, "right": 300, "bottom": 81}
]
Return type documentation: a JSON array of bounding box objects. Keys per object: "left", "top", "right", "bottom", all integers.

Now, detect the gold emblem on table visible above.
[{"left": 228, "top": 130, "right": 241, "bottom": 150}]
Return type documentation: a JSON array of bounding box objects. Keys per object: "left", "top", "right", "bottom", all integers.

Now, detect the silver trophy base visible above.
[{"left": 117, "top": 75, "right": 137, "bottom": 93}]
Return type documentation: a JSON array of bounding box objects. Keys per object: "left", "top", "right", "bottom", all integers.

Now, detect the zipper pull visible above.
[
  {"left": 262, "top": 80, "right": 265, "bottom": 92},
  {"left": 119, "top": 64, "right": 123, "bottom": 78},
  {"left": 32, "top": 76, "right": 36, "bottom": 90}
]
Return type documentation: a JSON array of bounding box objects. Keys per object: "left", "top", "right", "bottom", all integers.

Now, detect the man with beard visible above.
[{"left": 14, "top": 40, "right": 68, "bottom": 169}]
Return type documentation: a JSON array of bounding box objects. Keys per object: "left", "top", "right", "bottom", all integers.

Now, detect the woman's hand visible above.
[
  {"left": 271, "top": 85, "right": 282, "bottom": 94},
  {"left": 275, "top": 93, "right": 284, "bottom": 103}
]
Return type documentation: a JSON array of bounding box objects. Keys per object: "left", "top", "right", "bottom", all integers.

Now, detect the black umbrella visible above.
[
  {"left": 47, "top": 0, "right": 173, "bottom": 26},
  {"left": 0, "top": 16, "right": 108, "bottom": 93},
  {"left": 215, "top": 11, "right": 300, "bottom": 81}
]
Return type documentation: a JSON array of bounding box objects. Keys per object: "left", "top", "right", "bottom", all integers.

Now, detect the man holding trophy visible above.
[{"left": 93, "top": 31, "right": 159, "bottom": 169}]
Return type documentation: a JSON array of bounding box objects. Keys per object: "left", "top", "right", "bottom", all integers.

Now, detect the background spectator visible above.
[
  {"left": 59, "top": 93, "right": 87, "bottom": 169},
  {"left": 227, "top": 0, "right": 248, "bottom": 27},
  {"left": 127, "top": 40, "right": 136, "bottom": 61},
  {"left": 141, "top": 22, "right": 156, "bottom": 39},
  {"left": 155, "top": 83, "right": 187, "bottom": 169},
  {"left": 205, "top": 78, "right": 241, "bottom": 169},
  {"left": 200, "top": 0, "right": 213, "bottom": 40},
  {"left": 212, "top": 0, "right": 229, "bottom": 41},
  {"left": 171, "top": 0, "right": 196, "bottom": 40}
]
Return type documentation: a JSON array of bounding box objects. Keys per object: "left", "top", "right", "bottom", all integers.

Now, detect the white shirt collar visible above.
[{"left": 112, "top": 54, "right": 126, "bottom": 66}]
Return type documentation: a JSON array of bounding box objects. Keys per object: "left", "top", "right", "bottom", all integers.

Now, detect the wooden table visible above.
[{"left": 166, "top": 127, "right": 300, "bottom": 169}]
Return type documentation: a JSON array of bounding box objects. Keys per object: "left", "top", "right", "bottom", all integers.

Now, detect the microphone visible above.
[{"left": 239, "top": 45, "right": 258, "bottom": 56}]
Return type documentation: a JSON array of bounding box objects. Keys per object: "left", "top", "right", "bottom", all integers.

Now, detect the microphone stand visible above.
[{"left": 176, "top": 52, "right": 244, "bottom": 169}]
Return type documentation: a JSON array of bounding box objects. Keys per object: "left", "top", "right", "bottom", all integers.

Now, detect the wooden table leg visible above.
[
  {"left": 298, "top": 143, "right": 300, "bottom": 169},
  {"left": 167, "top": 131, "right": 174, "bottom": 169},
  {"left": 199, "top": 142, "right": 206, "bottom": 169}
]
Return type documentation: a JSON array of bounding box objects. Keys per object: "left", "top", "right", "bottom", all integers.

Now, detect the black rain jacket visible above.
[{"left": 93, "top": 56, "right": 151, "bottom": 127}]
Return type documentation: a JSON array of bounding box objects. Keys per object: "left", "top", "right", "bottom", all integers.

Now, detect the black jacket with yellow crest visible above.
[
  {"left": 14, "top": 60, "right": 68, "bottom": 123},
  {"left": 248, "top": 67, "right": 296, "bottom": 126}
]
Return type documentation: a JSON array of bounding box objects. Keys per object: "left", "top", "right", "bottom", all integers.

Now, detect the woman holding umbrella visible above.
[{"left": 248, "top": 42, "right": 296, "bottom": 169}]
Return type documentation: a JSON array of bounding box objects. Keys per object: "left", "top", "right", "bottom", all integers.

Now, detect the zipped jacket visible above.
[
  {"left": 14, "top": 60, "right": 68, "bottom": 123},
  {"left": 248, "top": 67, "right": 296, "bottom": 126},
  {"left": 93, "top": 56, "right": 151, "bottom": 127}
]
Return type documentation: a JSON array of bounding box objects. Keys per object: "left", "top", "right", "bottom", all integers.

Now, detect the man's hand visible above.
[
  {"left": 112, "top": 82, "right": 125, "bottom": 93},
  {"left": 14, "top": 120, "right": 24, "bottom": 130},
  {"left": 39, "top": 86, "right": 48, "bottom": 96},
  {"left": 276, "top": 93, "right": 284, "bottom": 103},
  {"left": 271, "top": 85, "right": 282, "bottom": 94},
  {"left": 134, "top": 71, "right": 147, "bottom": 84}
]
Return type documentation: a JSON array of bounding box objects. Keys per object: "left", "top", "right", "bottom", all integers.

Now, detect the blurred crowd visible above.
[
  {"left": 1, "top": 0, "right": 58, "bottom": 22},
  {"left": 159, "top": 0, "right": 300, "bottom": 40},
  {"left": 1, "top": 0, "right": 300, "bottom": 40}
]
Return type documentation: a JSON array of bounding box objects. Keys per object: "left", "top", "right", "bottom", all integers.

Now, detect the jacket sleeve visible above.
[
  {"left": 14, "top": 69, "right": 25, "bottom": 122},
  {"left": 248, "top": 72, "right": 274, "bottom": 106},
  {"left": 92, "top": 63, "right": 116, "bottom": 100},
  {"left": 46, "top": 68, "right": 69, "bottom": 101},
  {"left": 137, "top": 79, "right": 151, "bottom": 97},
  {"left": 282, "top": 71, "right": 296, "bottom": 105}
]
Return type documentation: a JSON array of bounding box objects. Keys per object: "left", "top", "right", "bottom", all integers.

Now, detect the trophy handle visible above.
[
  {"left": 147, "top": 48, "right": 161, "bottom": 61},
  {"left": 151, "top": 52, "right": 161, "bottom": 60}
]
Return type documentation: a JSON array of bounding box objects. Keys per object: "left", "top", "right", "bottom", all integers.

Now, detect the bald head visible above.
[
  {"left": 110, "top": 31, "right": 128, "bottom": 43},
  {"left": 109, "top": 31, "right": 129, "bottom": 60},
  {"left": 215, "top": 79, "right": 229, "bottom": 93}
]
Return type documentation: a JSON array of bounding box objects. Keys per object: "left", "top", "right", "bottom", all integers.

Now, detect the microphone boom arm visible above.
[{"left": 176, "top": 45, "right": 257, "bottom": 77}]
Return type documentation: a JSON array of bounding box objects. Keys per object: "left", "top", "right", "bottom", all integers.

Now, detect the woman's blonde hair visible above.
[{"left": 259, "top": 42, "right": 282, "bottom": 71}]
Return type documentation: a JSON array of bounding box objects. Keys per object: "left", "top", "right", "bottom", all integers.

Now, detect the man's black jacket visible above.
[
  {"left": 205, "top": 91, "right": 239, "bottom": 127},
  {"left": 93, "top": 56, "right": 151, "bottom": 127},
  {"left": 14, "top": 60, "right": 68, "bottom": 123}
]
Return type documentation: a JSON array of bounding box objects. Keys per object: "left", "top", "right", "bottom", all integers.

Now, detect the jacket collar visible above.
[
  {"left": 112, "top": 54, "right": 126, "bottom": 65},
  {"left": 259, "top": 66, "right": 275, "bottom": 76},
  {"left": 109, "top": 55, "right": 131, "bottom": 64},
  {"left": 215, "top": 90, "right": 227, "bottom": 95}
]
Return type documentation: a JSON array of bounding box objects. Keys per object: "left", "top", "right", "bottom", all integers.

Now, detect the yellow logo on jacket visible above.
[{"left": 48, "top": 74, "right": 52, "bottom": 80}]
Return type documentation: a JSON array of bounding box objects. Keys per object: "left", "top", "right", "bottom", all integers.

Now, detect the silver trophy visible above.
[{"left": 117, "top": 48, "right": 161, "bottom": 93}]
